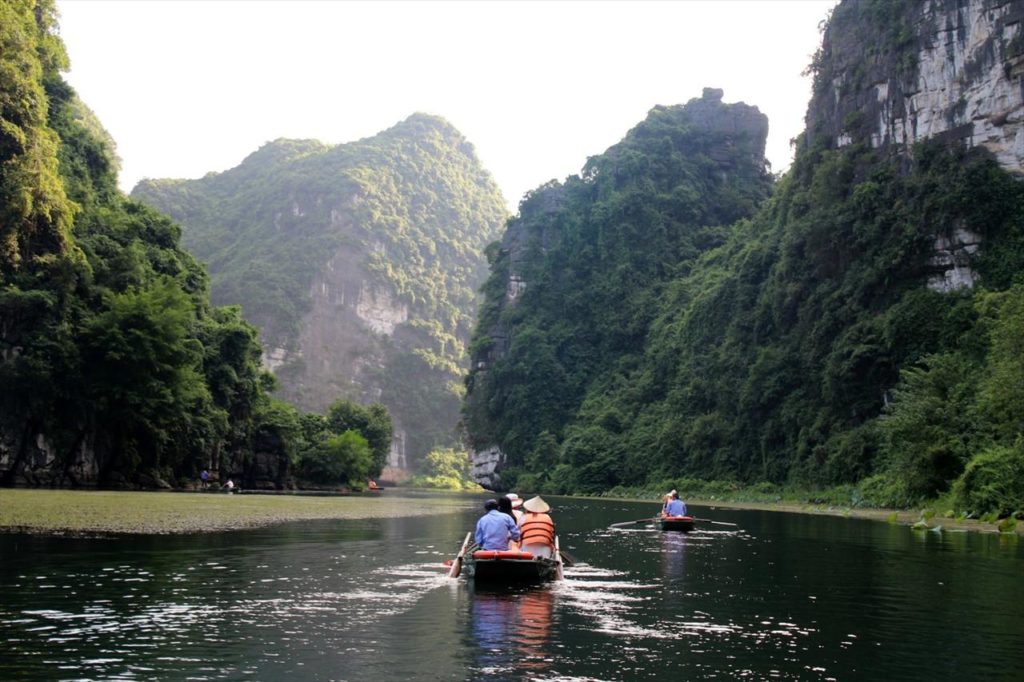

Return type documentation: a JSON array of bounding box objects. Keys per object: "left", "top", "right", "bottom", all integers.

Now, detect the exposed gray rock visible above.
[
  {"left": 470, "top": 445, "right": 507, "bottom": 491},
  {"left": 810, "top": 0, "right": 1024, "bottom": 174},
  {"left": 807, "top": 0, "right": 1024, "bottom": 293}
]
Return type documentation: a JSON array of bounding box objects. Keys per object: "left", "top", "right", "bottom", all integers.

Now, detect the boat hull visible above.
[
  {"left": 659, "top": 516, "right": 695, "bottom": 532},
  {"left": 464, "top": 549, "right": 561, "bottom": 584}
]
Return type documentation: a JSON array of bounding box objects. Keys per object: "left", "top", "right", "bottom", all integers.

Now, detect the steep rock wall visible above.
[
  {"left": 133, "top": 115, "right": 508, "bottom": 473},
  {"left": 808, "top": 0, "right": 1024, "bottom": 291}
]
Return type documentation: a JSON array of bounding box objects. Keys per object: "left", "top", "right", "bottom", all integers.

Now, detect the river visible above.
[{"left": 1, "top": 492, "right": 1022, "bottom": 680}]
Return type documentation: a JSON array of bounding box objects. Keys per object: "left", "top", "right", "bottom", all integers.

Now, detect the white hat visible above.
[{"left": 523, "top": 496, "right": 551, "bottom": 513}]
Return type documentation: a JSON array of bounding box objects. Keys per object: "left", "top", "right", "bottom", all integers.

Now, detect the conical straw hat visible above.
[{"left": 522, "top": 496, "right": 550, "bottom": 513}]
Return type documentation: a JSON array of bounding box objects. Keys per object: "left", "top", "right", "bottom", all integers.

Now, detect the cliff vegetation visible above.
[
  {"left": 0, "top": 0, "right": 389, "bottom": 491},
  {"left": 132, "top": 114, "right": 508, "bottom": 470},
  {"left": 463, "top": 2, "right": 1024, "bottom": 516}
]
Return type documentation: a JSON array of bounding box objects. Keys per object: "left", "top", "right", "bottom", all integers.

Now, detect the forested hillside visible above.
[
  {"left": 0, "top": 0, "right": 391, "bottom": 491},
  {"left": 464, "top": 0, "right": 1024, "bottom": 514},
  {"left": 132, "top": 116, "right": 507, "bottom": 470}
]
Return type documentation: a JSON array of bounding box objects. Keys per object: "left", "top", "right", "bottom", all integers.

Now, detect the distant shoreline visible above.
[
  {"left": 2, "top": 487, "right": 1019, "bottom": 537},
  {"left": 689, "top": 498, "right": 1024, "bottom": 536}
]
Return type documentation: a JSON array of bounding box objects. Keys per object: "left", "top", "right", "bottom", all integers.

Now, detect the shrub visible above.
[{"left": 953, "top": 444, "right": 1024, "bottom": 517}]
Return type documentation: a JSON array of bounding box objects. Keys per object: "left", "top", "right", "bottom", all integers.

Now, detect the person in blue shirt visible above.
[
  {"left": 475, "top": 499, "right": 521, "bottom": 550},
  {"left": 662, "top": 490, "right": 687, "bottom": 517}
]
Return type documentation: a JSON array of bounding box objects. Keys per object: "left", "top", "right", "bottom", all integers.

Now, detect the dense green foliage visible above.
[
  {"left": 409, "top": 447, "right": 481, "bottom": 491},
  {"left": 465, "top": 99, "right": 1024, "bottom": 514},
  {"left": 0, "top": 2, "right": 392, "bottom": 491},
  {"left": 0, "top": 0, "right": 271, "bottom": 486},
  {"left": 132, "top": 114, "right": 508, "bottom": 468},
  {"left": 285, "top": 398, "right": 393, "bottom": 487}
]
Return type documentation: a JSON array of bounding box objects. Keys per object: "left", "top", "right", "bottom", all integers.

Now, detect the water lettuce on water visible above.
[{"left": 0, "top": 489, "right": 468, "bottom": 535}]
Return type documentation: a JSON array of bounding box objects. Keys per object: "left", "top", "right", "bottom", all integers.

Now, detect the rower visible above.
[
  {"left": 662, "top": 490, "right": 687, "bottom": 517},
  {"left": 519, "top": 496, "right": 556, "bottom": 558}
]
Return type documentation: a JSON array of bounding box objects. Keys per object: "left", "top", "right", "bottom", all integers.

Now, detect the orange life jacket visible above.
[{"left": 519, "top": 512, "right": 555, "bottom": 547}]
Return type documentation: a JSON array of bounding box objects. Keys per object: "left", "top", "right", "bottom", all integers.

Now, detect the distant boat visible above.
[
  {"left": 367, "top": 480, "right": 383, "bottom": 492},
  {"left": 659, "top": 515, "right": 695, "bottom": 533}
]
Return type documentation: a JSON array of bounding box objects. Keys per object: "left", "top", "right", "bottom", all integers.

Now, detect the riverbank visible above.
[
  {"left": 0, "top": 488, "right": 469, "bottom": 535},
  {"left": 692, "top": 498, "right": 1024, "bottom": 536},
  {"left": 3, "top": 487, "right": 1020, "bottom": 537}
]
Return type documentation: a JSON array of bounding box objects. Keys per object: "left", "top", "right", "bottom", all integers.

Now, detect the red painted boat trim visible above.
[{"left": 472, "top": 550, "right": 537, "bottom": 561}]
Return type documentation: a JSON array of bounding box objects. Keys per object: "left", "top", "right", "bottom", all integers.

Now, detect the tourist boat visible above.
[
  {"left": 448, "top": 532, "right": 564, "bottom": 583},
  {"left": 659, "top": 515, "right": 696, "bottom": 532}
]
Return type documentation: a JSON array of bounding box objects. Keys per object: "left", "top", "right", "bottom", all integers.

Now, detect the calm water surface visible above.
[{"left": 1, "top": 493, "right": 1022, "bottom": 681}]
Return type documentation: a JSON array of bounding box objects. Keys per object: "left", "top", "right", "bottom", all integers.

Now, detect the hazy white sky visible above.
[{"left": 56, "top": 0, "right": 837, "bottom": 211}]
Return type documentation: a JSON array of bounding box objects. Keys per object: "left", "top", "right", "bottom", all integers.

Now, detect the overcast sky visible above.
[{"left": 56, "top": 0, "right": 838, "bottom": 212}]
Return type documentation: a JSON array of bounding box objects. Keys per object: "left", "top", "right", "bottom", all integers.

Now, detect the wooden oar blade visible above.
[
  {"left": 692, "top": 517, "right": 738, "bottom": 527},
  {"left": 609, "top": 517, "right": 657, "bottom": 528},
  {"left": 447, "top": 531, "right": 472, "bottom": 578}
]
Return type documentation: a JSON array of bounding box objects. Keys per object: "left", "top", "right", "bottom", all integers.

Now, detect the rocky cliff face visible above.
[
  {"left": 807, "top": 0, "right": 1024, "bottom": 292},
  {"left": 133, "top": 115, "right": 508, "bottom": 473}
]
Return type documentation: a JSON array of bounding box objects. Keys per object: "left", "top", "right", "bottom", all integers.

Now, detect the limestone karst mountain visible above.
[
  {"left": 463, "top": 0, "right": 1024, "bottom": 509},
  {"left": 133, "top": 115, "right": 508, "bottom": 472}
]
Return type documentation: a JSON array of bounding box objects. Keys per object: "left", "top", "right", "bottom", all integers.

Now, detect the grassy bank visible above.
[{"left": 0, "top": 489, "right": 469, "bottom": 535}]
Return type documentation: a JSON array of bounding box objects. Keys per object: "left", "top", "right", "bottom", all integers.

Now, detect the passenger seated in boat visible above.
[
  {"left": 497, "top": 497, "right": 521, "bottom": 550},
  {"left": 661, "top": 490, "right": 687, "bottom": 517},
  {"left": 505, "top": 493, "right": 525, "bottom": 523},
  {"left": 519, "top": 496, "right": 556, "bottom": 558},
  {"left": 475, "top": 499, "right": 521, "bottom": 550}
]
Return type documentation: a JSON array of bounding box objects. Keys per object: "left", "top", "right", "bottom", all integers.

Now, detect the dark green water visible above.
[{"left": 2, "top": 494, "right": 1022, "bottom": 681}]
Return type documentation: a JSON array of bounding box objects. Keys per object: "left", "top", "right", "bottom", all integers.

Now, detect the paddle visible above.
[
  {"left": 692, "top": 517, "right": 738, "bottom": 527},
  {"left": 447, "top": 531, "right": 473, "bottom": 578},
  {"left": 609, "top": 517, "right": 659, "bottom": 528}
]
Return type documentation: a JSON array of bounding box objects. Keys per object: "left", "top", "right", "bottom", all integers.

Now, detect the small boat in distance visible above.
[{"left": 659, "top": 515, "right": 696, "bottom": 533}]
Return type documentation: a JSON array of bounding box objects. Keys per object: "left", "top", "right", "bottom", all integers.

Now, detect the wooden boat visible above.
[
  {"left": 659, "top": 515, "right": 696, "bottom": 532},
  {"left": 449, "top": 532, "right": 563, "bottom": 584}
]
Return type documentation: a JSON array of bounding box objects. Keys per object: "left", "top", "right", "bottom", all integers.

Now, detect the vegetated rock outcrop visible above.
[
  {"left": 808, "top": 0, "right": 1024, "bottom": 292},
  {"left": 463, "top": 0, "right": 1024, "bottom": 510},
  {"left": 133, "top": 116, "right": 508, "bottom": 472},
  {"left": 463, "top": 88, "right": 773, "bottom": 490},
  {"left": 1, "top": 1, "right": 280, "bottom": 490}
]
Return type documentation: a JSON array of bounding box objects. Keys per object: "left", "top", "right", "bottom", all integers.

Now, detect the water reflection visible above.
[
  {"left": 468, "top": 586, "right": 554, "bottom": 678},
  {"left": 3, "top": 496, "right": 1024, "bottom": 681},
  {"left": 660, "top": 531, "right": 687, "bottom": 582}
]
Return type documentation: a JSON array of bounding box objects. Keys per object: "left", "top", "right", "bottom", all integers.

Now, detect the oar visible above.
[
  {"left": 609, "top": 517, "right": 659, "bottom": 528},
  {"left": 447, "top": 531, "right": 472, "bottom": 578},
  {"left": 692, "top": 517, "right": 738, "bottom": 527}
]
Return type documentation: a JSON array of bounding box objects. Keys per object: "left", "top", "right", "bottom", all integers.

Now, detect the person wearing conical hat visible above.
[{"left": 519, "top": 496, "right": 555, "bottom": 558}]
